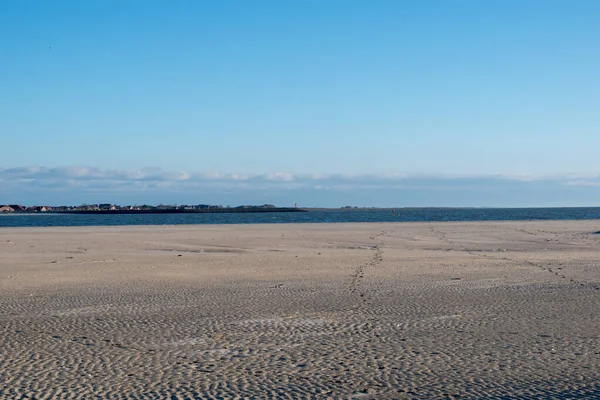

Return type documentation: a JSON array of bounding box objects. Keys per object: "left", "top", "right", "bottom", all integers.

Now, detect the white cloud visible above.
[
  {"left": 0, "top": 166, "right": 595, "bottom": 189},
  {"left": 265, "top": 172, "right": 295, "bottom": 182},
  {"left": 2, "top": 166, "right": 600, "bottom": 208}
]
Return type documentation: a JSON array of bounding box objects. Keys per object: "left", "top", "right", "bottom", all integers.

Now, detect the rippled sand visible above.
[{"left": 1, "top": 221, "right": 600, "bottom": 399}]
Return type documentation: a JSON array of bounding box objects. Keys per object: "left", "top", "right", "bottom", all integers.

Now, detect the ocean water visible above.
[{"left": 1, "top": 207, "right": 600, "bottom": 228}]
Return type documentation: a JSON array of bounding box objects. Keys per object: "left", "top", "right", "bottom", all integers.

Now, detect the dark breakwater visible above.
[{"left": 57, "top": 207, "right": 305, "bottom": 215}]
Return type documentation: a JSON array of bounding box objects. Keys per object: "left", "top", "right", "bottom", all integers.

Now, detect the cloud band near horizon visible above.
[{"left": 1, "top": 166, "right": 600, "bottom": 208}]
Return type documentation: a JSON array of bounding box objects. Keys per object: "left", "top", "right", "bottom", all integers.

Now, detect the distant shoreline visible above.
[{"left": 51, "top": 207, "right": 306, "bottom": 215}]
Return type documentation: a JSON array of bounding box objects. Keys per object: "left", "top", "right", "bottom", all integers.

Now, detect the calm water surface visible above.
[{"left": 2, "top": 208, "right": 600, "bottom": 228}]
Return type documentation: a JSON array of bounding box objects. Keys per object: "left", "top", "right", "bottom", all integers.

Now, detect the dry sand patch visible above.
[{"left": 1, "top": 221, "right": 600, "bottom": 398}]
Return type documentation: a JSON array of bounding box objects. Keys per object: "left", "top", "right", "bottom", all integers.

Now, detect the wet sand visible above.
[{"left": 1, "top": 221, "right": 600, "bottom": 399}]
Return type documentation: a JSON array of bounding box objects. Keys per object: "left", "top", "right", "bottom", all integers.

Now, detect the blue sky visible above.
[{"left": 1, "top": 1, "right": 599, "bottom": 207}]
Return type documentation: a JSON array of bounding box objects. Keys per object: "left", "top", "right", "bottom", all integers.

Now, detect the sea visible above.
[{"left": 1, "top": 207, "right": 600, "bottom": 228}]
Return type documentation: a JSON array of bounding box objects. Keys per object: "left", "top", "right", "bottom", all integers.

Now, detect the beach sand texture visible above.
[{"left": 1, "top": 221, "right": 600, "bottom": 399}]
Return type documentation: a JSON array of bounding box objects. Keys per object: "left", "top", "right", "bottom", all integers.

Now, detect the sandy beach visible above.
[{"left": 1, "top": 221, "right": 600, "bottom": 399}]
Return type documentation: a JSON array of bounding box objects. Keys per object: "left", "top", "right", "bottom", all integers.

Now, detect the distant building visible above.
[
  {"left": 156, "top": 204, "right": 176, "bottom": 210},
  {"left": 0, "top": 205, "right": 14, "bottom": 213},
  {"left": 78, "top": 204, "right": 100, "bottom": 211},
  {"left": 8, "top": 205, "right": 26, "bottom": 212},
  {"left": 53, "top": 206, "right": 75, "bottom": 212}
]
